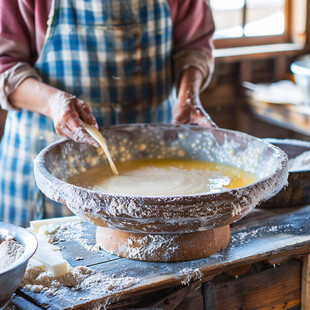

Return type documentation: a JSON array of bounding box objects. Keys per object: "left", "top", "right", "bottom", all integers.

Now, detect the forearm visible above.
[
  {"left": 178, "top": 67, "right": 203, "bottom": 98},
  {"left": 172, "top": 0, "right": 215, "bottom": 92},
  {"left": 8, "top": 77, "right": 59, "bottom": 117},
  {"left": 173, "top": 67, "right": 216, "bottom": 128},
  {"left": 8, "top": 77, "right": 99, "bottom": 147}
]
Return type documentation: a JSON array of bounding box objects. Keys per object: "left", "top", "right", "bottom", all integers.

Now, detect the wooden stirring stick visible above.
[{"left": 82, "top": 121, "right": 119, "bottom": 175}]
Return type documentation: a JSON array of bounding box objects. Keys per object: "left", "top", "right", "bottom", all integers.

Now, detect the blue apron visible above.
[{"left": 0, "top": 0, "right": 175, "bottom": 226}]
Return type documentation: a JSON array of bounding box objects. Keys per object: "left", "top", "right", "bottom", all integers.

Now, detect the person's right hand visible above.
[{"left": 47, "top": 91, "right": 99, "bottom": 147}]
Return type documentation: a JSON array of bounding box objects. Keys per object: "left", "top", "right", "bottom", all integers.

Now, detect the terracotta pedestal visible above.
[{"left": 96, "top": 225, "right": 230, "bottom": 262}]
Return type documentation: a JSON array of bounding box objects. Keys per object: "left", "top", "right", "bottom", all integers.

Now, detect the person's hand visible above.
[
  {"left": 172, "top": 89, "right": 217, "bottom": 127},
  {"left": 8, "top": 78, "right": 100, "bottom": 147},
  {"left": 47, "top": 91, "right": 99, "bottom": 147},
  {"left": 172, "top": 67, "right": 217, "bottom": 128}
]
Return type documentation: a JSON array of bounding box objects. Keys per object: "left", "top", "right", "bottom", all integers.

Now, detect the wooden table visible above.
[
  {"left": 246, "top": 96, "right": 310, "bottom": 137},
  {"left": 9, "top": 204, "right": 310, "bottom": 310}
]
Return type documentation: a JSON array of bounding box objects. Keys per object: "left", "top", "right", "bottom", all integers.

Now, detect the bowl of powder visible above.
[
  {"left": 260, "top": 139, "right": 310, "bottom": 208},
  {"left": 0, "top": 222, "right": 37, "bottom": 309}
]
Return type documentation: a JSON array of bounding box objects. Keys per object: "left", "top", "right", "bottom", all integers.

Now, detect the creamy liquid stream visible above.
[
  {"left": 82, "top": 121, "right": 118, "bottom": 175},
  {"left": 68, "top": 159, "right": 256, "bottom": 196}
]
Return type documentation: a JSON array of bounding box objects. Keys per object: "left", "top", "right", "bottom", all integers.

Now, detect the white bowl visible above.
[
  {"left": 291, "top": 55, "right": 310, "bottom": 105},
  {"left": 0, "top": 222, "right": 37, "bottom": 309}
]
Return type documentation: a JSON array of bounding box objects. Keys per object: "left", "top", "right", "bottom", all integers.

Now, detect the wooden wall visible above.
[{"left": 201, "top": 46, "right": 310, "bottom": 141}]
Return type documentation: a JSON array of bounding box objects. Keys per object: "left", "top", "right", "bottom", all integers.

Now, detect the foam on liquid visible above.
[{"left": 68, "top": 159, "right": 256, "bottom": 196}]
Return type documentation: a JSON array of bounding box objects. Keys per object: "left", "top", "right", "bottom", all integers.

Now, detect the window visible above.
[{"left": 211, "top": 0, "right": 292, "bottom": 48}]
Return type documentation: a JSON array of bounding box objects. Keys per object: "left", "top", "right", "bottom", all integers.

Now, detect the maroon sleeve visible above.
[
  {"left": 172, "top": 0, "right": 214, "bottom": 59},
  {"left": 169, "top": 0, "right": 215, "bottom": 91},
  {"left": 0, "top": 0, "right": 37, "bottom": 73}
]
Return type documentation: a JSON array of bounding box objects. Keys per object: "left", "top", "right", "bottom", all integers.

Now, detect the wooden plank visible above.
[
  {"left": 238, "top": 107, "right": 310, "bottom": 141},
  {"left": 246, "top": 97, "right": 310, "bottom": 136},
  {"left": 10, "top": 293, "right": 42, "bottom": 310},
  {"left": 301, "top": 254, "right": 310, "bottom": 310},
  {"left": 48, "top": 220, "right": 121, "bottom": 268},
  {"left": 214, "top": 35, "right": 291, "bottom": 50},
  {"left": 133, "top": 260, "right": 302, "bottom": 310},
  {"left": 214, "top": 260, "right": 301, "bottom": 310},
  {"left": 17, "top": 205, "right": 310, "bottom": 309},
  {"left": 274, "top": 55, "right": 287, "bottom": 81},
  {"left": 214, "top": 43, "right": 303, "bottom": 63},
  {"left": 150, "top": 284, "right": 201, "bottom": 310},
  {"left": 174, "top": 284, "right": 204, "bottom": 310}
]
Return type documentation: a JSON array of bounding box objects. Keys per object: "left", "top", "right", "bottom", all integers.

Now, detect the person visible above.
[{"left": 0, "top": 0, "right": 215, "bottom": 227}]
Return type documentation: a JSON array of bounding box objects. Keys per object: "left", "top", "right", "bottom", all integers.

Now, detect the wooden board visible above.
[
  {"left": 144, "top": 260, "right": 301, "bottom": 310},
  {"left": 302, "top": 254, "right": 310, "bottom": 310},
  {"left": 213, "top": 260, "right": 301, "bottom": 310},
  {"left": 14, "top": 204, "right": 310, "bottom": 309},
  {"left": 247, "top": 96, "right": 310, "bottom": 136}
]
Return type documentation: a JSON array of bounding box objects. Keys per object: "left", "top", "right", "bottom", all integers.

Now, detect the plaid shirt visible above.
[{"left": 0, "top": 0, "right": 176, "bottom": 226}]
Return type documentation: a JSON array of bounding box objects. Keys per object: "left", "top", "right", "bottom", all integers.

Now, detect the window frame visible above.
[{"left": 213, "top": 0, "right": 292, "bottom": 49}]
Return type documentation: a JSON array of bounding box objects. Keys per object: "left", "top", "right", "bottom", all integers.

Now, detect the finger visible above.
[
  {"left": 194, "top": 113, "right": 218, "bottom": 128},
  {"left": 56, "top": 124, "right": 73, "bottom": 138},
  {"left": 171, "top": 118, "right": 185, "bottom": 125},
  {"left": 63, "top": 111, "right": 99, "bottom": 147},
  {"left": 191, "top": 108, "right": 218, "bottom": 128},
  {"left": 172, "top": 114, "right": 190, "bottom": 125},
  {"left": 55, "top": 123, "right": 99, "bottom": 148},
  {"left": 76, "top": 100, "right": 98, "bottom": 129},
  {"left": 54, "top": 123, "right": 68, "bottom": 137},
  {"left": 196, "top": 117, "right": 217, "bottom": 128},
  {"left": 72, "top": 126, "right": 99, "bottom": 147}
]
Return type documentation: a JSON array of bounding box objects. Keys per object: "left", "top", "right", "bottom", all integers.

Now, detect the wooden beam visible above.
[
  {"left": 202, "top": 282, "right": 216, "bottom": 310},
  {"left": 302, "top": 254, "right": 310, "bottom": 310},
  {"left": 305, "top": 0, "right": 310, "bottom": 50},
  {"left": 240, "top": 60, "right": 252, "bottom": 83},
  {"left": 214, "top": 43, "right": 303, "bottom": 63},
  {"left": 274, "top": 55, "right": 287, "bottom": 81}
]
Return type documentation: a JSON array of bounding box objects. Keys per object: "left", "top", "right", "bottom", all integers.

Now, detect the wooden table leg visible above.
[
  {"left": 201, "top": 282, "right": 216, "bottom": 310},
  {"left": 302, "top": 254, "right": 310, "bottom": 310}
]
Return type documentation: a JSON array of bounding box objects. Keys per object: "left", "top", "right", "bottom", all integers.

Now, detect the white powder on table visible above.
[
  {"left": 36, "top": 221, "right": 102, "bottom": 252},
  {"left": 21, "top": 221, "right": 140, "bottom": 304},
  {"left": 288, "top": 150, "right": 310, "bottom": 171},
  {"left": 176, "top": 268, "right": 203, "bottom": 286},
  {"left": 0, "top": 237, "right": 24, "bottom": 270},
  {"left": 20, "top": 264, "right": 140, "bottom": 298}
]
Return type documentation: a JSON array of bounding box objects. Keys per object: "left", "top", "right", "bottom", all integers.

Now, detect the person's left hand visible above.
[{"left": 172, "top": 89, "right": 217, "bottom": 127}]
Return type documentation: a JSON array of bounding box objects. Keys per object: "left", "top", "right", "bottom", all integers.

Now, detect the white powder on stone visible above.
[
  {"left": 288, "top": 150, "right": 310, "bottom": 171},
  {"left": 20, "top": 265, "right": 140, "bottom": 298},
  {"left": 107, "top": 233, "right": 180, "bottom": 261},
  {"left": 0, "top": 237, "right": 25, "bottom": 270}
]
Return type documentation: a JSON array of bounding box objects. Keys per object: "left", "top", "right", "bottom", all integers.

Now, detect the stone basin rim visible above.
[{"left": 34, "top": 124, "right": 288, "bottom": 202}]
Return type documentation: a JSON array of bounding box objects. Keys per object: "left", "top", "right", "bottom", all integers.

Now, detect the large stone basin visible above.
[{"left": 34, "top": 124, "right": 288, "bottom": 235}]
